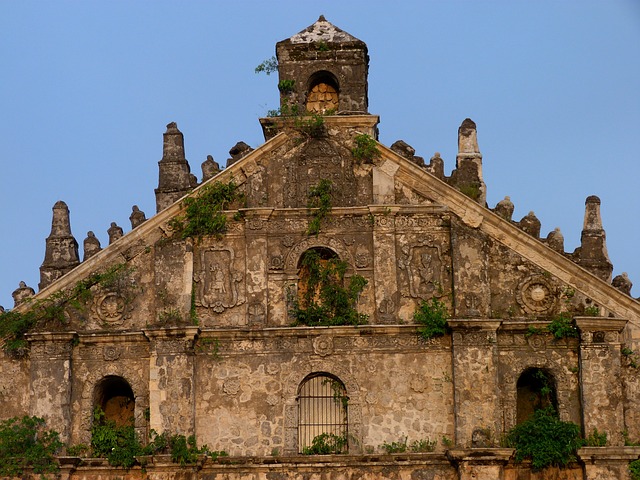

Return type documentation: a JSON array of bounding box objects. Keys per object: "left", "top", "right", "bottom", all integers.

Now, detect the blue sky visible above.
[{"left": 1, "top": 1, "right": 639, "bottom": 308}]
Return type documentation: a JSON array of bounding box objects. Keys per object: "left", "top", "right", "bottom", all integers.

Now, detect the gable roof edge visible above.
[
  {"left": 377, "top": 143, "right": 640, "bottom": 324},
  {"left": 19, "top": 132, "right": 290, "bottom": 312}
]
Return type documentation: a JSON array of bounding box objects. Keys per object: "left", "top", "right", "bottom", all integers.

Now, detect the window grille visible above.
[{"left": 297, "top": 373, "right": 348, "bottom": 453}]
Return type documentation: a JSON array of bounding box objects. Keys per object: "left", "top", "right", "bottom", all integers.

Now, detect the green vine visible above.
[
  {"left": 277, "top": 79, "right": 295, "bottom": 93},
  {"left": 0, "top": 263, "right": 133, "bottom": 356},
  {"left": 352, "top": 133, "right": 381, "bottom": 163},
  {"left": 290, "top": 250, "right": 367, "bottom": 327},
  {"left": 322, "top": 378, "right": 349, "bottom": 410},
  {"left": 0, "top": 416, "right": 63, "bottom": 476},
  {"left": 306, "top": 179, "right": 333, "bottom": 236},
  {"left": 413, "top": 298, "right": 449, "bottom": 340},
  {"left": 169, "top": 180, "right": 242, "bottom": 239}
]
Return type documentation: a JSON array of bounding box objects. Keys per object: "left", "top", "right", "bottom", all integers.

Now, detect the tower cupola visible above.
[{"left": 275, "top": 16, "right": 369, "bottom": 114}]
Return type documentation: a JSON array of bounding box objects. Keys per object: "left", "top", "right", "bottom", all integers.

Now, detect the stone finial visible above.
[
  {"left": 577, "top": 195, "right": 613, "bottom": 282},
  {"left": 426, "top": 152, "right": 445, "bottom": 179},
  {"left": 458, "top": 118, "right": 480, "bottom": 155},
  {"left": 129, "top": 205, "right": 146, "bottom": 229},
  {"left": 612, "top": 272, "right": 633, "bottom": 296},
  {"left": 12, "top": 281, "right": 35, "bottom": 307},
  {"left": 226, "top": 141, "right": 253, "bottom": 168},
  {"left": 108, "top": 222, "right": 124, "bottom": 244},
  {"left": 154, "top": 122, "right": 198, "bottom": 213},
  {"left": 546, "top": 227, "right": 565, "bottom": 253},
  {"left": 201, "top": 155, "right": 221, "bottom": 182},
  {"left": 449, "top": 118, "right": 486, "bottom": 204},
  {"left": 519, "top": 211, "right": 541, "bottom": 238},
  {"left": 83, "top": 231, "right": 102, "bottom": 261},
  {"left": 39, "top": 201, "right": 80, "bottom": 290},
  {"left": 391, "top": 140, "right": 425, "bottom": 167},
  {"left": 494, "top": 196, "right": 514, "bottom": 221}
]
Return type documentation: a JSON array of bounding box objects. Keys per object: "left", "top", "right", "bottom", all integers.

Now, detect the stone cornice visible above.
[
  {"left": 574, "top": 317, "right": 628, "bottom": 332},
  {"left": 378, "top": 143, "right": 640, "bottom": 324}
]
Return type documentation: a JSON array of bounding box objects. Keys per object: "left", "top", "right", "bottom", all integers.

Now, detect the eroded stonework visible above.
[{"left": 3, "top": 16, "right": 639, "bottom": 480}]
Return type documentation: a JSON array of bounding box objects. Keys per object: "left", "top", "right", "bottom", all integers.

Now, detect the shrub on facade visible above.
[
  {"left": 0, "top": 415, "right": 63, "bottom": 476},
  {"left": 506, "top": 406, "right": 583, "bottom": 470}
]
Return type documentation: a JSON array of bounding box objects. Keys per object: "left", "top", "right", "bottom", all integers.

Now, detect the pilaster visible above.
[
  {"left": 576, "top": 317, "right": 628, "bottom": 446},
  {"left": 26, "top": 332, "right": 76, "bottom": 443},
  {"left": 369, "top": 206, "right": 400, "bottom": 324},
  {"left": 144, "top": 327, "right": 199, "bottom": 435},
  {"left": 449, "top": 320, "right": 502, "bottom": 447},
  {"left": 243, "top": 209, "right": 273, "bottom": 328}
]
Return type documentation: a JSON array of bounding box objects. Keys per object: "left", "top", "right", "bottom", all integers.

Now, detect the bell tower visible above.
[{"left": 275, "top": 16, "right": 369, "bottom": 115}]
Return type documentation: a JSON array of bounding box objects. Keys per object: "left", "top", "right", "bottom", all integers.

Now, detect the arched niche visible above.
[
  {"left": 93, "top": 375, "right": 135, "bottom": 426},
  {"left": 306, "top": 71, "right": 339, "bottom": 114},
  {"left": 516, "top": 367, "right": 558, "bottom": 424}
]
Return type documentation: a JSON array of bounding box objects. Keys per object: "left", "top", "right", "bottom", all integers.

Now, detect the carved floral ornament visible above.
[
  {"left": 516, "top": 274, "right": 558, "bottom": 314},
  {"left": 92, "top": 293, "right": 127, "bottom": 325}
]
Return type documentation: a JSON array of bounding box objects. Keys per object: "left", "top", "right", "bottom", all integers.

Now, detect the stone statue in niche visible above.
[
  {"left": 400, "top": 244, "right": 444, "bottom": 299},
  {"left": 193, "top": 247, "right": 243, "bottom": 313}
]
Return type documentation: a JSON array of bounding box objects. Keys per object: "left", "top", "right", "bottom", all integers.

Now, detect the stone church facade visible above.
[{"left": 2, "top": 17, "right": 640, "bottom": 480}]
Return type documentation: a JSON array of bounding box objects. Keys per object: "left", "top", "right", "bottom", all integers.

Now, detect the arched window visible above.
[
  {"left": 306, "top": 71, "right": 339, "bottom": 114},
  {"left": 516, "top": 368, "right": 558, "bottom": 424},
  {"left": 94, "top": 375, "right": 135, "bottom": 427},
  {"left": 298, "top": 373, "right": 348, "bottom": 454}
]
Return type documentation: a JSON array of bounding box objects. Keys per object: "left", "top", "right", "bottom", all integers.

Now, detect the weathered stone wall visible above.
[
  {"left": 193, "top": 327, "right": 454, "bottom": 457},
  {"left": 0, "top": 350, "right": 30, "bottom": 421}
]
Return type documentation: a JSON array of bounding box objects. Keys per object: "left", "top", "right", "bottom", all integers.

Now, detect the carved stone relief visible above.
[
  {"left": 516, "top": 275, "right": 557, "bottom": 314},
  {"left": 193, "top": 246, "right": 244, "bottom": 313},
  {"left": 399, "top": 242, "right": 444, "bottom": 299},
  {"left": 92, "top": 293, "right": 127, "bottom": 325},
  {"left": 283, "top": 138, "right": 356, "bottom": 208}
]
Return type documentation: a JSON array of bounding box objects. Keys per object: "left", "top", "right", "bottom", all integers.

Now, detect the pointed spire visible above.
[
  {"left": 450, "top": 118, "right": 486, "bottom": 204},
  {"left": 577, "top": 195, "right": 613, "bottom": 281},
  {"left": 39, "top": 201, "right": 80, "bottom": 289},
  {"left": 494, "top": 196, "right": 514, "bottom": 221},
  {"left": 154, "top": 122, "right": 198, "bottom": 213},
  {"left": 546, "top": 227, "right": 565, "bottom": 253}
]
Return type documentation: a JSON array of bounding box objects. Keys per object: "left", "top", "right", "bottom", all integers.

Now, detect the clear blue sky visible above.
[{"left": 1, "top": 1, "right": 639, "bottom": 308}]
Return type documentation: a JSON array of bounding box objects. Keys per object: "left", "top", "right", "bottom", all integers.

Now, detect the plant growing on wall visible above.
[
  {"left": 254, "top": 56, "right": 278, "bottom": 75},
  {"left": 413, "top": 298, "right": 449, "bottom": 340},
  {"left": 352, "top": 133, "right": 381, "bottom": 163},
  {"left": 306, "top": 179, "right": 333, "bottom": 235},
  {"left": 630, "top": 458, "right": 640, "bottom": 480},
  {"left": 0, "top": 263, "right": 134, "bottom": 356},
  {"left": 291, "top": 249, "right": 368, "bottom": 327},
  {"left": 301, "top": 433, "right": 348, "bottom": 455},
  {"left": 546, "top": 313, "right": 579, "bottom": 339},
  {"left": 0, "top": 416, "right": 63, "bottom": 476},
  {"left": 169, "top": 180, "right": 243, "bottom": 239},
  {"left": 506, "top": 406, "right": 583, "bottom": 470}
]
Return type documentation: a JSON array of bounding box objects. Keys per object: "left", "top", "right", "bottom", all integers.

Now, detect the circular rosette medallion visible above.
[
  {"left": 93, "top": 293, "right": 126, "bottom": 324},
  {"left": 516, "top": 275, "right": 557, "bottom": 314}
]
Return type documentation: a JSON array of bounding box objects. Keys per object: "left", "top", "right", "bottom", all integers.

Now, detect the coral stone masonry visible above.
[{"left": 1, "top": 16, "right": 640, "bottom": 480}]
